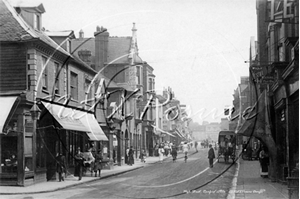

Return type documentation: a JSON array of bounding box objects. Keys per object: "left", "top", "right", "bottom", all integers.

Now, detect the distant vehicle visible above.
[{"left": 217, "top": 131, "right": 236, "bottom": 163}]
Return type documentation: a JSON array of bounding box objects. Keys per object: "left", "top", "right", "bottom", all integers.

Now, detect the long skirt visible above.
[
  {"left": 129, "top": 155, "right": 134, "bottom": 165},
  {"left": 159, "top": 153, "right": 163, "bottom": 161},
  {"left": 260, "top": 159, "right": 268, "bottom": 177}
]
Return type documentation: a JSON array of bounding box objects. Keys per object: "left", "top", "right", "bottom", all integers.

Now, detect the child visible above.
[
  {"left": 140, "top": 150, "right": 146, "bottom": 163},
  {"left": 171, "top": 146, "right": 177, "bottom": 162}
]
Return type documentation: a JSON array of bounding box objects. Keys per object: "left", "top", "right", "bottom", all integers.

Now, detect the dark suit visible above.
[
  {"left": 74, "top": 152, "right": 85, "bottom": 180},
  {"left": 56, "top": 154, "right": 66, "bottom": 181},
  {"left": 208, "top": 147, "right": 215, "bottom": 168}
]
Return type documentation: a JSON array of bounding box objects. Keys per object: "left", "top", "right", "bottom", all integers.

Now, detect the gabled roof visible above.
[
  {"left": 0, "top": 0, "right": 69, "bottom": 56},
  {"left": 0, "top": 0, "right": 36, "bottom": 42},
  {"left": 9, "top": 0, "right": 45, "bottom": 13}
]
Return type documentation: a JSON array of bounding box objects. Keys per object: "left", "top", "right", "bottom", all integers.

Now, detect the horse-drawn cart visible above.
[{"left": 217, "top": 131, "right": 236, "bottom": 163}]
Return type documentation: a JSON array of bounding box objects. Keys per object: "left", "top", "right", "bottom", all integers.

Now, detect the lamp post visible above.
[{"left": 30, "top": 101, "right": 41, "bottom": 175}]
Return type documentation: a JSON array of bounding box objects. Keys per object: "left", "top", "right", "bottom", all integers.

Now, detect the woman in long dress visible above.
[
  {"left": 128, "top": 146, "right": 134, "bottom": 166},
  {"left": 158, "top": 145, "right": 164, "bottom": 163},
  {"left": 93, "top": 149, "right": 103, "bottom": 177},
  {"left": 259, "top": 147, "right": 269, "bottom": 178}
]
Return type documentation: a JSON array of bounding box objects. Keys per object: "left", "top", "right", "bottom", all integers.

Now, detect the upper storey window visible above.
[
  {"left": 136, "top": 65, "right": 142, "bottom": 85},
  {"left": 70, "top": 72, "right": 78, "bottom": 100},
  {"left": 34, "top": 14, "right": 41, "bottom": 30},
  {"left": 42, "top": 56, "right": 48, "bottom": 90}
]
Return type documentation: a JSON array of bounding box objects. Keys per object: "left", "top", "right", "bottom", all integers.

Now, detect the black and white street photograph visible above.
[{"left": 0, "top": 0, "right": 299, "bottom": 198}]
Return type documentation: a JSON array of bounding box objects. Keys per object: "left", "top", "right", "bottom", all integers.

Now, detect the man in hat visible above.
[
  {"left": 74, "top": 147, "right": 85, "bottom": 180},
  {"left": 208, "top": 144, "right": 215, "bottom": 168}
]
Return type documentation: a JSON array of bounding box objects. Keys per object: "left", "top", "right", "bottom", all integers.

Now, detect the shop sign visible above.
[
  {"left": 262, "top": 75, "right": 274, "bottom": 84},
  {"left": 251, "top": 65, "right": 262, "bottom": 71}
]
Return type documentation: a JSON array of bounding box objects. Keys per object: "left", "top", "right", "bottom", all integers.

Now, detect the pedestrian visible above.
[
  {"left": 208, "top": 144, "right": 215, "bottom": 168},
  {"left": 158, "top": 145, "right": 165, "bottom": 163},
  {"left": 164, "top": 142, "right": 169, "bottom": 156},
  {"left": 140, "top": 149, "right": 146, "bottom": 163},
  {"left": 194, "top": 141, "right": 198, "bottom": 152},
  {"left": 128, "top": 146, "right": 134, "bottom": 166},
  {"left": 154, "top": 143, "right": 159, "bottom": 156},
  {"left": 259, "top": 147, "right": 269, "bottom": 178},
  {"left": 171, "top": 146, "right": 177, "bottom": 162},
  {"left": 182, "top": 142, "right": 189, "bottom": 162},
  {"left": 84, "top": 148, "right": 95, "bottom": 176},
  {"left": 56, "top": 152, "right": 66, "bottom": 182},
  {"left": 93, "top": 149, "right": 103, "bottom": 177},
  {"left": 74, "top": 147, "right": 85, "bottom": 181},
  {"left": 125, "top": 147, "right": 129, "bottom": 165}
]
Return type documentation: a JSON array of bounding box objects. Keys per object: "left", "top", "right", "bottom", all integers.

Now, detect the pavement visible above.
[
  {"left": 228, "top": 152, "right": 289, "bottom": 199},
  {"left": 0, "top": 148, "right": 291, "bottom": 199}
]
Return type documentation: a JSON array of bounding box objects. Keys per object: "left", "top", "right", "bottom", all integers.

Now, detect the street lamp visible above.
[{"left": 30, "top": 103, "right": 41, "bottom": 121}]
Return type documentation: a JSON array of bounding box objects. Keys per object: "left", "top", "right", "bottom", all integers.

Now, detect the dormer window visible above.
[
  {"left": 12, "top": 3, "right": 45, "bottom": 30},
  {"left": 34, "top": 14, "right": 41, "bottom": 30}
]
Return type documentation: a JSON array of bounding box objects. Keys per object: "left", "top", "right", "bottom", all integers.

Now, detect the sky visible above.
[{"left": 9, "top": 0, "right": 257, "bottom": 124}]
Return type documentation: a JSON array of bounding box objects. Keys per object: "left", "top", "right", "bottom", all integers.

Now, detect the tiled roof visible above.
[
  {"left": 72, "top": 55, "right": 119, "bottom": 88},
  {"left": 0, "top": 0, "right": 69, "bottom": 56},
  {"left": 71, "top": 36, "right": 144, "bottom": 65},
  {"left": 0, "top": 0, "right": 36, "bottom": 42},
  {"left": 71, "top": 38, "right": 95, "bottom": 61},
  {"left": 1, "top": 0, "right": 120, "bottom": 90},
  {"left": 107, "top": 37, "right": 131, "bottom": 64}
]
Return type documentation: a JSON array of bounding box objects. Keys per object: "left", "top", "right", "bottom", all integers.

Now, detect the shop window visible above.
[
  {"left": 67, "top": 131, "right": 83, "bottom": 167},
  {"left": 0, "top": 134, "right": 18, "bottom": 174},
  {"left": 25, "top": 157, "right": 33, "bottom": 172},
  {"left": 24, "top": 137, "right": 33, "bottom": 155}
]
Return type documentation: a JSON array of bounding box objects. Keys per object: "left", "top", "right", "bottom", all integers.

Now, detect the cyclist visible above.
[{"left": 182, "top": 142, "right": 189, "bottom": 163}]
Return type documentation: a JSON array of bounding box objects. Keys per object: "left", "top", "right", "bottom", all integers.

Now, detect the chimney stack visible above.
[
  {"left": 79, "top": 29, "right": 84, "bottom": 39},
  {"left": 94, "top": 26, "right": 109, "bottom": 72}
]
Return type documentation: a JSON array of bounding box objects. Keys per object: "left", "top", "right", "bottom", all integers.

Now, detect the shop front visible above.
[
  {"left": 39, "top": 100, "right": 108, "bottom": 181},
  {"left": 0, "top": 95, "right": 46, "bottom": 186},
  {"left": 1, "top": 96, "right": 109, "bottom": 186}
]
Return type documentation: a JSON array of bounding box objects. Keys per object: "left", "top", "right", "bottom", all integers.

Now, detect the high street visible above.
[{"left": 3, "top": 148, "right": 237, "bottom": 199}]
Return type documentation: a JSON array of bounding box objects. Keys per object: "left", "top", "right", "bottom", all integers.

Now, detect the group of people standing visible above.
[
  {"left": 55, "top": 145, "right": 104, "bottom": 182},
  {"left": 125, "top": 146, "right": 135, "bottom": 166},
  {"left": 157, "top": 143, "right": 178, "bottom": 163},
  {"left": 154, "top": 142, "right": 176, "bottom": 157},
  {"left": 73, "top": 147, "right": 103, "bottom": 181}
]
